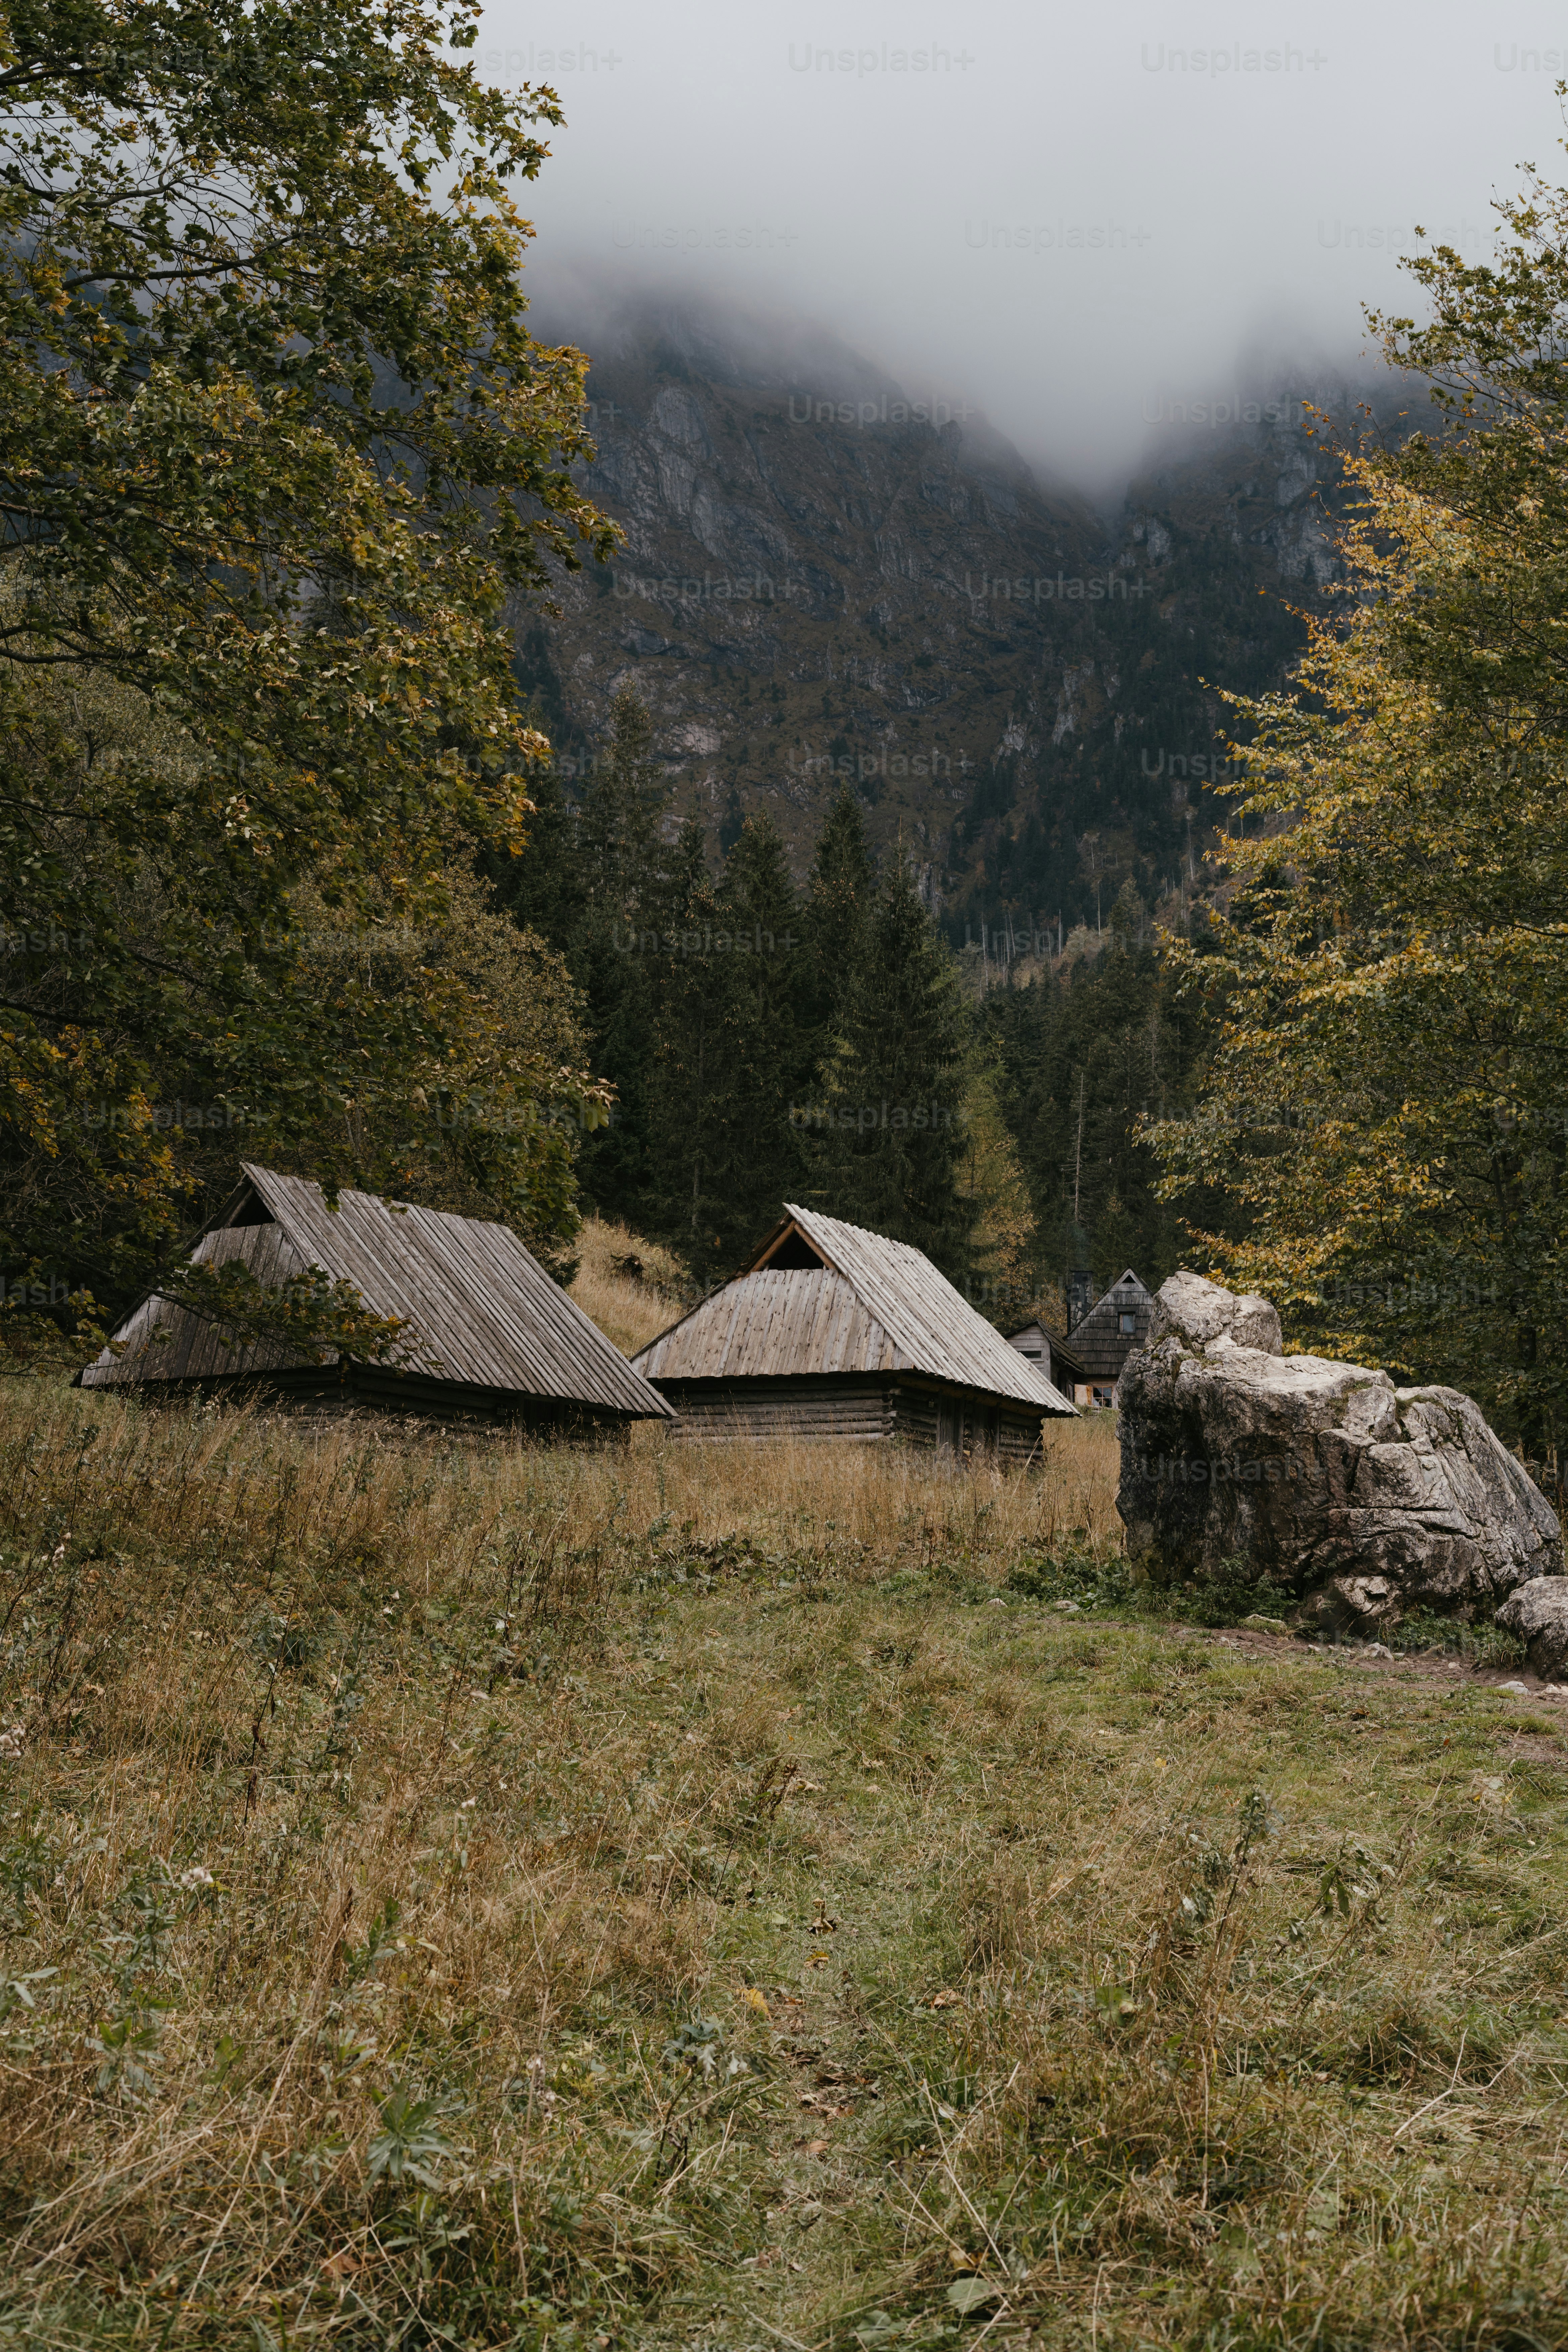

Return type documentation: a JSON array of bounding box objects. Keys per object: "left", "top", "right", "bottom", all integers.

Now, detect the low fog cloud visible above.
[{"left": 471, "top": 0, "right": 1558, "bottom": 489}]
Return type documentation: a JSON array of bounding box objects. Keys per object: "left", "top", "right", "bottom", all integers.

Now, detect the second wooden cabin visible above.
[{"left": 632, "top": 1203, "right": 1076, "bottom": 1460}]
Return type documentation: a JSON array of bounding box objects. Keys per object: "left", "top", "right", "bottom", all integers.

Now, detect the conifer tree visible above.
[
  {"left": 484, "top": 712, "right": 582, "bottom": 953},
  {"left": 644, "top": 816, "right": 730, "bottom": 1272},
  {"left": 578, "top": 687, "right": 669, "bottom": 916},
  {"left": 573, "top": 689, "right": 672, "bottom": 1220},
  {"left": 507, "top": 761, "right": 581, "bottom": 942},
  {"left": 801, "top": 786, "right": 877, "bottom": 1042},
  {"left": 987, "top": 919, "right": 1211, "bottom": 1298},
  {"left": 712, "top": 814, "right": 808, "bottom": 1244},
  {"left": 808, "top": 853, "right": 978, "bottom": 1280},
  {"left": 641, "top": 812, "right": 812, "bottom": 1277}
]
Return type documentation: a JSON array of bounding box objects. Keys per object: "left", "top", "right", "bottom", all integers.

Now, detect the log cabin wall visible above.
[
  {"left": 654, "top": 1375, "right": 1051, "bottom": 1462},
  {"left": 652, "top": 1375, "right": 895, "bottom": 1442},
  {"left": 890, "top": 1388, "right": 1047, "bottom": 1465}
]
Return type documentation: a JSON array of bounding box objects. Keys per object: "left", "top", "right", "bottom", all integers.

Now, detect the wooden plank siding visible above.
[
  {"left": 1065, "top": 1270, "right": 1154, "bottom": 1386},
  {"left": 652, "top": 1376, "right": 895, "bottom": 1444},
  {"left": 890, "top": 1385, "right": 1045, "bottom": 1465},
  {"left": 653, "top": 1374, "right": 1056, "bottom": 1461},
  {"left": 1007, "top": 1321, "right": 1090, "bottom": 1410}
]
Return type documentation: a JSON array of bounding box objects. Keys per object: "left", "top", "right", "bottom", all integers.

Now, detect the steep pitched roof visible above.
[
  {"left": 82, "top": 1163, "right": 672, "bottom": 1420},
  {"left": 633, "top": 1204, "right": 1075, "bottom": 1415},
  {"left": 1068, "top": 1268, "right": 1154, "bottom": 1381}
]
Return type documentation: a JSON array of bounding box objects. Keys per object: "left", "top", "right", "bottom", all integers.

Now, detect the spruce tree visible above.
[
  {"left": 713, "top": 814, "right": 808, "bottom": 1246},
  {"left": 645, "top": 815, "right": 732, "bottom": 1273},
  {"left": 485, "top": 752, "right": 582, "bottom": 953},
  {"left": 986, "top": 930, "right": 1210, "bottom": 1301},
  {"left": 573, "top": 688, "right": 672, "bottom": 1222},
  {"left": 801, "top": 786, "right": 877, "bottom": 1043},
  {"left": 809, "top": 853, "right": 979, "bottom": 1280},
  {"left": 642, "top": 811, "right": 815, "bottom": 1278},
  {"left": 578, "top": 686, "right": 668, "bottom": 913}
]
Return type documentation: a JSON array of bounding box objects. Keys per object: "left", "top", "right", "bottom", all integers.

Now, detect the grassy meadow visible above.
[{"left": 1, "top": 1360, "right": 1566, "bottom": 2352}]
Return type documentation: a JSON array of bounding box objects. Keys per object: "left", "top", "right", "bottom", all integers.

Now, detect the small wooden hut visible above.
[
  {"left": 631, "top": 1204, "right": 1075, "bottom": 1457},
  {"left": 1055, "top": 1269, "right": 1154, "bottom": 1408},
  {"left": 79, "top": 1163, "right": 674, "bottom": 1434},
  {"left": 1006, "top": 1318, "right": 1088, "bottom": 1402}
]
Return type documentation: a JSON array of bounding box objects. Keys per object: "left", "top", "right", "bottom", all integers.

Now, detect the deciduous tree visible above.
[
  {"left": 1149, "top": 153, "right": 1568, "bottom": 1475},
  {"left": 0, "top": 0, "right": 614, "bottom": 1319}
]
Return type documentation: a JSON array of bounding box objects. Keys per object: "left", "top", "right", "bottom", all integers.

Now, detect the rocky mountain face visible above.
[{"left": 514, "top": 297, "right": 1399, "bottom": 936}]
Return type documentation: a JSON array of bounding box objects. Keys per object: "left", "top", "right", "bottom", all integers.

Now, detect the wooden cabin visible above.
[
  {"left": 1055, "top": 1269, "right": 1153, "bottom": 1408},
  {"left": 631, "top": 1204, "right": 1076, "bottom": 1459},
  {"left": 1006, "top": 1318, "right": 1088, "bottom": 1402},
  {"left": 79, "top": 1163, "right": 674, "bottom": 1435}
]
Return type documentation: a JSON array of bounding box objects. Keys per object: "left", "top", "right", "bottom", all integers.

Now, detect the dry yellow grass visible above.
[
  {"left": 567, "top": 1216, "right": 692, "bottom": 1358},
  {"left": 1, "top": 1381, "right": 1566, "bottom": 2351}
]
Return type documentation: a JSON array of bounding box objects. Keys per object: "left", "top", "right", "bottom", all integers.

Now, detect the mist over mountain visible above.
[{"left": 512, "top": 293, "right": 1408, "bottom": 939}]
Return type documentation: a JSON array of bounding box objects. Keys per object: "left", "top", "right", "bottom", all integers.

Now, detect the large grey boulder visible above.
[
  {"left": 1495, "top": 1577, "right": 1568, "bottom": 1678},
  {"left": 1117, "top": 1272, "right": 1561, "bottom": 1632}
]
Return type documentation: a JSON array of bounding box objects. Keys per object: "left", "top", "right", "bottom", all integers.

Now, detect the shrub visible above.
[
  {"left": 1177, "top": 1555, "right": 1295, "bottom": 1627},
  {"left": 1006, "top": 1541, "right": 1133, "bottom": 1612},
  {"left": 1391, "top": 1609, "right": 1527, "bottom": 1666}
]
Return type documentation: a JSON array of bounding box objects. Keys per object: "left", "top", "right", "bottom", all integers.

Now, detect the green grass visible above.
[{"left": 0, "top": 1387, "right": 1566, "bottom": 2350}]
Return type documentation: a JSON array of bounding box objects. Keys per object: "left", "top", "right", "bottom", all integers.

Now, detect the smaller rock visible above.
[
  {"left": 1498, "top": 1681, "right": 1531, "bottom": 1696},
  {"left": 1240, "top": 1613, "right": 1290, "bottom": 1635},
  {"left": 1145, "top": 1268, "right": 1283, "bottom": 1356},
  {"left": 1495, "top": 1576, "right": 1568, "bottom": 1679}
]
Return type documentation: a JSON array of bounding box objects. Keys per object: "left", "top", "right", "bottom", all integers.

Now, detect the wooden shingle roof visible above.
[
  {"left": 634, "top": 1204, "right": 1075, "bottom": 1415},
  {"left": 82, "top": 1164, "right": 673, "bottom": 1420},
  {"left": 1067, "top": 1269, "right": 1154, "bottom": 1381},
  {"left": 633, "top": 1267, "right": 898, "bottom": 1381}
]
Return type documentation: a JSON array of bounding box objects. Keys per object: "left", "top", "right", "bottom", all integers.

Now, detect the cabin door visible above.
[{"left": 937, "top": 1399, "right": 962, "bottom": 1460}]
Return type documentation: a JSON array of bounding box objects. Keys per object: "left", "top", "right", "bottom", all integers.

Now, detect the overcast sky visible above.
[{"left": 472, "top": 0, "right": 1567, "bottom": 488}]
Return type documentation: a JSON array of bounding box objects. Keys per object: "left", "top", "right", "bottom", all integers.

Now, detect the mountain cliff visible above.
[{"left": 513, "top": 296, "right": 1400, "bottom": 935}]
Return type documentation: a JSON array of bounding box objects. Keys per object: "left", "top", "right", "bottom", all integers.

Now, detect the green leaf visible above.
[
  {"left": 946, "top": 2278, "right": 1002, "bottom": 2317},
  {"left": 368, "top": 2083, "right": 451, "bottom": 2187}
]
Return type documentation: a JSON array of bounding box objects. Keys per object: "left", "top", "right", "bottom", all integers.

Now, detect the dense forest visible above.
[{"left": 498, "top": 689, "right": 1214, "bottom": 1312}]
